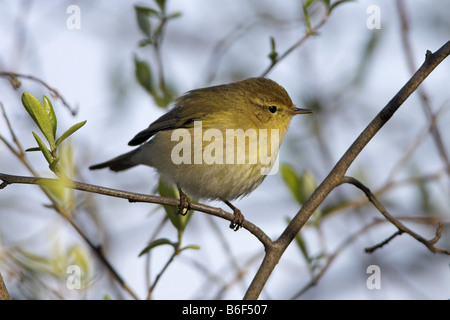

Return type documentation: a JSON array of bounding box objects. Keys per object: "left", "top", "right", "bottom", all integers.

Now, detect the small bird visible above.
[{"left": 90, "top": 77, "right": 312, "bottom": 230}]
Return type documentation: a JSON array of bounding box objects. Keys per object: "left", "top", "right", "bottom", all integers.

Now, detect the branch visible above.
[
  {"left": 342, "top": 176, "right": 449, "bottom": 254},
  {"left": 0, "top": 71, "right": 78, "bottom": 115},
  {"left": 364, "top": 230, "right": 403, "bottom": 253},
  {"left": 291, "top": 215, "right": 446, "bottom": 298},
  {"left": 244, "top": 40, "right": 450, "bottom": 299},
  {"left": 0, "top": 173, "right": 273, "bottom": 248},
  {"left": 396, "top": 0, "right": 450, "bottom": 180},
  {"left": 147, "top": 251, "right": 176, "bottom": 299},
  {"left": 291, "top": 218, "right": 385, "bottom": 298},
  {"left": 260, "top": 8, "right": 330, "bottom": 77}
]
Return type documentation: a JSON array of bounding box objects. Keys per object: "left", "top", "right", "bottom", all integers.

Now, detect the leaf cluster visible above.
[
  {"left": 21, "top": 92, "right": 86, "bottom": 176},
  {"left": 134, "top": 0, "right": 180, "bottom": 108}
]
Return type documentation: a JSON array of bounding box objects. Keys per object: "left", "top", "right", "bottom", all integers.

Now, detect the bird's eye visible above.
[{"left": 268, "top": 105, "right": 277, "bottom": 114}]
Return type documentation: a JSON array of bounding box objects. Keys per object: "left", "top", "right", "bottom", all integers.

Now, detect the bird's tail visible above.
[{"left": 89, "top": 148, "right": 142, "bottom": 172}]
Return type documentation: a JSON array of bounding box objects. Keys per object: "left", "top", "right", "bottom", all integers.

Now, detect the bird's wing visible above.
[{"left": 127, "top": 105, "right": 207, "bottom": 146}]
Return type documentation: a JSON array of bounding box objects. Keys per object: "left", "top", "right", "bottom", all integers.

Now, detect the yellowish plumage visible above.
[{"left": 90, "top": 77, "right": 312, "bottom": 229}]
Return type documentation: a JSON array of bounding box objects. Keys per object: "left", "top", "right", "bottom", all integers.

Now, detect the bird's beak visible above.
[{"left": 290, "top": 107, "right": 313, "bottom": 115}]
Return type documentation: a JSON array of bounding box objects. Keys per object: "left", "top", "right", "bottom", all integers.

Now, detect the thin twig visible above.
[
  {"left": 205, "top": 22, "right": 253, "bottom": 84},
  {"left": 324, "top": 169, "right": 446, "bottom": 217},
  {"left": 0, "top": 71, "right": 78, "bottom": 115},
  {"left": 364, "top": 230, "right": 403, "bottom": 253},
  {"left": 64, "top": 214, "right": 140, "bottom": 299},
  {"left": 291, "top": 218, "right": 384, "bottom": 299},
  {"left": 396, "top": 0, "right": 450, "bottom": 180},
  {"left": 147, "top": 251, "right": 176, "bottom": 299},
  {"left": 260, "top": 9, "right": 330, "bottom": 77},
  {"left": 0, "top": 173, "right": 273, "bottom": 248},
  {"left": 342, "top": 176, "right": 450, "bottom": 254},
  {"left": 206, "top": 215, "right": 247, "bottom": 290},
  {"left": 144, "top": 214, "right": 169, "bottom": 294},
  {"left": 213, "top": 251, "right": 263, "bottom": 300},
  {"left": 291, "top": 216, "right": 446, "bottom": 298},
  {"left": 0, "top": 102, "right": 26, "bottom": 157}
]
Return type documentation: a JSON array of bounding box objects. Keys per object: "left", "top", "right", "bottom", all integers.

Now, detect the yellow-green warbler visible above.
[{"left": 90, "top": 77, "right": 312, "bottom": 230}]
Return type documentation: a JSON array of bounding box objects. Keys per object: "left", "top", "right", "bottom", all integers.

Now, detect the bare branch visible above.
[
  {"left": 291, "top": 215, "right": 446, "bottom": 298},
  {"left": 0, "top": 71, "right": 78, "bottom": 115},
  {"left": 364, "top": 230, "right": 403, "bottom": 253},
  {"left": 0, "top": 173, "right": 273, "bottom": 248},
  {"left": 291, "top": 218, "right": 385, "bottom": 299},
  {"left": 342, "top": 176, "right": 450, "bottom": 255},
  {"left": 396, "top": 0, "right": 450, "bottom": 180}
]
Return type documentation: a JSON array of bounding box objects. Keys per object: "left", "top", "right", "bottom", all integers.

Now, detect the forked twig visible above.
[{"left": 342, "top": 176, "right": 450, "bottom": 255}]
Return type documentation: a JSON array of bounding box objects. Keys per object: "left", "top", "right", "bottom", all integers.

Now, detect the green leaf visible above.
[
  {"left": 138, "top": 38, "right": 153, "bottom": 47},
  {"left": 418, "top": 178, "right": 432, "bottom": 213},
  {"left": 180, "top": 244, "right": 200, "bottom": 251},
  {"left": 134, "top": 56, "right": 154, "bottom": 95},
  {"left": 280, "top": 163, "right": 302, "bottom": 204},
  {"left": 329, "top": 0, "right": 354, "bottom": 13},
  {"left": 68, "top": 244, "right": 91, "bottom": 281},
  {"left": 294, "top": 231, "right": 310, "bottom": 263},
  {"left": 42, "top": 170, "right": 75, "bottom": 208},
  {"left": 58, "top": 143, "right": 76, "bottom": 180},
  {"left": 49, "top": 157, "right": 61, "bottom": 173},
  {"left": 21, "top": 92, "right": 41, "bottom": 127},
  {"left": 22, "top": 92, "right": 56, "bottom": 150},
  {"left": 55, "top": 120, "right": 87, "bottom": 148},
  {"left": 321, "top": 0, "right": 331, "bottom": 8},
  {"left": 38, "top": 176, "right": 66, "bottom": 204},
  {"left": 302, "top": 4, "right": 312, "bottom": 33},
  {"left": 167, "top": 12, "right": 182, "bottom": 20},
  {"left": 293, "top": 228, "right": 311, "bottom": 263},
  {"left": 25, "top": 147, "right": 41, "bottom": 152},
  {"left": 154, "top": 90, "right": 175, "bottom": 109},
  {"left": 303, "top": 0, "right": 317, "bottom": 9},
  {"left": 157, "top": 179, "right": 194, "bottom": 232},
  {"left": 15, "top": 248, "right": 56, "bottom": 276},
  {"left": 268, "top": 37, "right": 278, "bottom": 63},
  {"left": 32, "top": 131, "right": 53, "bottom": 164},
  {"left": 298, "top": 170, "right": 317, "bottom": 204},
  {"left": 302, "top": 0, "right": 319, "bottom": 33},
  {"left": 134, "top": 5, "right": 159, "bottom": 16},
  {"left": 138, "top": 238, "right": 177, "bottom": 257},
  {"left": 155, "top": 0, "right": 166, "bottom": 13},
  {"left": 135, "top": 5, "right": 154, "bottom": 38},
  {"left": 281, "top": 164, "right": 318, "bottom": 206},
  {"left": 43, "top": 95, "right": 57, "bottom": 139},
  {"left": 285, "top": 216, "right": 317, "bottom": 272}
]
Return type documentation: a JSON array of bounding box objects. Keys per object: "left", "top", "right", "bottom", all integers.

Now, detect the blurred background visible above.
[{"left": 0, "top": 0, "right": 449, "bottom": 299}]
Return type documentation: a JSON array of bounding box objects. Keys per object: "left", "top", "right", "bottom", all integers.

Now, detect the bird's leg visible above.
[
  {"left": 177, "top": 185, "right": 191, "bottom": 216},
  {"left": 222, "top": 200, "right": 244, "bottom": 231}
]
